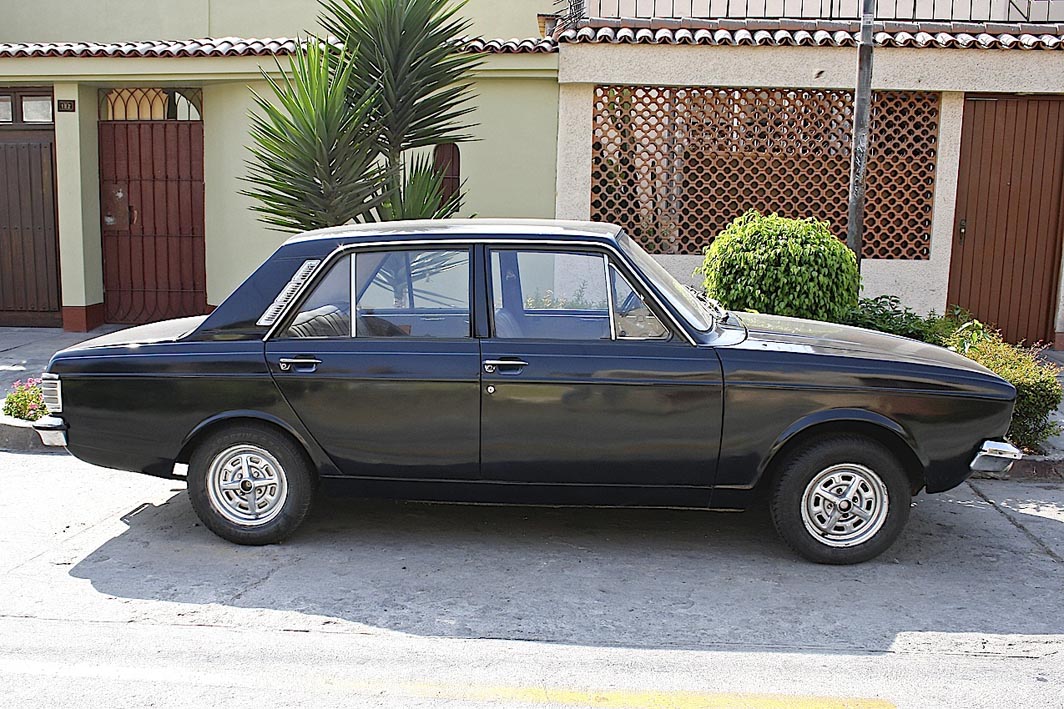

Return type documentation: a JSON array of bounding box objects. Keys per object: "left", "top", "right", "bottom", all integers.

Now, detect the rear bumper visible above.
[
  {"left": 32, "top": 415, "right": 68, "bottom": 447},
  {"left": 970, "top": 440, "right": 1022, "bottom": 474}
]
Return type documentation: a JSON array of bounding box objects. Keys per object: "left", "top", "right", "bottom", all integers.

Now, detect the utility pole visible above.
[{"left": 846, "top": 0, "right": 876, "bottom": 265}]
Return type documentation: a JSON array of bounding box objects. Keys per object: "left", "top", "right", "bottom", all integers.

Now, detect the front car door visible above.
[
  {"left": 266, "top": 246, "right": 480, "bottom": 480},
  {"left": 480, "top": 245, "right": 724, "bottom": 503}
]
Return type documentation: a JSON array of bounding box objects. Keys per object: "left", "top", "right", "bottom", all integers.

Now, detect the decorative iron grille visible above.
[
  {"left": 590, "top": 85, "right": 939, "bottom": 258},
  {"left": 99, "top": 88, "right": 203, "bottom": 121}
]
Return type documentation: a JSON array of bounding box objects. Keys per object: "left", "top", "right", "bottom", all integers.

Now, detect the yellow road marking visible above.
[{"left": 393, "top": 682, "right": 896, "bottom": 708}]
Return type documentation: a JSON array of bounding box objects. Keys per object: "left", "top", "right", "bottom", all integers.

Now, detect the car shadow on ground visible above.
[{"left": 69, "top": 485, "right": 1064, "bottom": 654}]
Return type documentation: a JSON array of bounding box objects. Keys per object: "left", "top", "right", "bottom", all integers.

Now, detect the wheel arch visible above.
[
  {"left": 175, "top": 411, "right": 329, "bottom": 477},
  {"left": 756, "top": 410, "right": 927, "bottom": 497}
]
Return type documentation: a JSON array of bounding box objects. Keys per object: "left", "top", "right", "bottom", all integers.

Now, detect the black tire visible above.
[
  {"left": 187, "top": 423, "right": 316, "bottom": 545},
  {"left": 769, "top": 434, "right": 911, "bottom": 564}
]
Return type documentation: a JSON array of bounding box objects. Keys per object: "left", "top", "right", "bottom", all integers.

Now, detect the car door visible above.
[
  {"left": 266, "top": 246, "right": 480, "bottom": 480},
  {"left": 480, "top": 245, "right": 724, "bottom": 497}
]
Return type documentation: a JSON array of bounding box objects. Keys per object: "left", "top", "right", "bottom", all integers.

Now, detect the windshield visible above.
[{"left": 617, "top": 232, "right": 715, "bottom": 332}]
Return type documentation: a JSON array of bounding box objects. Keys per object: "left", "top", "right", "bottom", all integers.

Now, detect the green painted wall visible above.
[
  {"left": 0, "top": 0, "right": 556, "bottom": 43},
  {"left": 201, "top": 57, "right": 559, "bottom": 304}
]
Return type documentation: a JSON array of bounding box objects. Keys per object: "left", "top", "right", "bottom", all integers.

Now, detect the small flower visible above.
[{"left": 28, "top": 403, "right": 37, "bottom": 410}]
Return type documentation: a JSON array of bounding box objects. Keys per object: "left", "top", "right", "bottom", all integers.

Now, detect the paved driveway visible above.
[{"left": 1, "top": 451, "right": 1062, "bottom": 707}]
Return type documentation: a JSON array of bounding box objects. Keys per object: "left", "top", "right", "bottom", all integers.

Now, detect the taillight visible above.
[{"left": 40, "top": 373, "right": 62, "bottom": 414}]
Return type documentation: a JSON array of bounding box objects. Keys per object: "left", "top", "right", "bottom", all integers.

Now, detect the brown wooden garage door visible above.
[
  {"left": 0, "top": 93, "right": 61, "bottom": 327},
  {"left": 948, "top": 96, "right": 1064, "bottom": 345}
]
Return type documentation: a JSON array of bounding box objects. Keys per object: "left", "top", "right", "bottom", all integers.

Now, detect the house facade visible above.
[{"left": 2, "top": 0, "right": 1064, "bottom": 346}]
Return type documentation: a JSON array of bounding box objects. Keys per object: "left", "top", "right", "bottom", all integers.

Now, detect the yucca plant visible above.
[
  {"left": 376, "top": 153, "right": 462, "bottom": 221},
  {"left": 321, "top": 0, "right": 481, "bottom": 170},
  {"left": 242, "top": 38, "right": 393, "bottom": 232},
  {"left": 246, "top": 0, "right": 480, "bottom": 231}
]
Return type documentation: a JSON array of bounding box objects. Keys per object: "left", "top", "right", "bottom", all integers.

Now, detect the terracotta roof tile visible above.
[
  {"left": 0, "top": 35, "right": 557, "bottom": 59},
  {"left": 557, "top": 18, "right": 1064, "bottom": 50}
]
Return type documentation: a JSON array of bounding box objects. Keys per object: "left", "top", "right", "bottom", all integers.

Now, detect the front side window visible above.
[{"left": 490, "top": 249, "right": 611, "bottom": 340}]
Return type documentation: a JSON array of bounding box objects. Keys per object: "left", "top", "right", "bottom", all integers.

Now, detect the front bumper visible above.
[
  {"left": 32, "top": 415, "right": 68, "bottom": 447},
  {"left": 970, "top": 440, "right": 1022, "bottom": 474}
]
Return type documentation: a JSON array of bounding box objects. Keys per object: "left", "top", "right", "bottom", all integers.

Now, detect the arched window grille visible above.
[{"left": 99, "top": 88, "right": 202, "bottom": 121}]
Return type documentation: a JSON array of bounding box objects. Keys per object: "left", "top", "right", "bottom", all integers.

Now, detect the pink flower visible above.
[{"left": 28, "top": 403, "right": 37, "bottom": 410}]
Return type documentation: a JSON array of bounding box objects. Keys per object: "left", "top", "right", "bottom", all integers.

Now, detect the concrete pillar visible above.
[
  {"left": 555, "top": 82, "right": 595, "bottom": 221},
  {"left": 52, "top": 83, "right": 103, "bottom": 331}
]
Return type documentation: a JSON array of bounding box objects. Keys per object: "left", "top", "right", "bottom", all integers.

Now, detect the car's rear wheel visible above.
[
  {"left": 187, "top": 423, "right": 315, "bottom": 545},
  {"left": 769, "top": 434, "right": 911, "bottom": 564}
]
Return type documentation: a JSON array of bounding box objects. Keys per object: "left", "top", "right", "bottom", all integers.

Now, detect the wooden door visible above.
[
  {"left": 99, "top": 121, "right": 206, "bottom": 324},
  {"left": 948, "top": 96, "right": 1064, "bottom": 344},
  {"left": 0, "top": 130, "right": 60, "bottom": 326}
]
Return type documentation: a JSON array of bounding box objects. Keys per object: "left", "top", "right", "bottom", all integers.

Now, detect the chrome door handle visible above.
[
  {"left": 278, "top": 357, "right": 322, "bottom": 372},
  {"left": 483, "top": 358, "right": 528, "bottom": 374}
]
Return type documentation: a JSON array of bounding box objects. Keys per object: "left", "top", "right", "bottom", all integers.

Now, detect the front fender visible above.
[{"left": 760, "top": 408, "right": 926, "bottom": 479}]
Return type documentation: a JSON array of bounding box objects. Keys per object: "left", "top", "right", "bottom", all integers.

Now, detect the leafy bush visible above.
[
  {"left": 698, "top": 211, "right": 860, "bottom": 322},
  {"left": 942, "top": 332, "right": 1063, "bottom": 451},
  {"left": 844, "top": 295, "right": 937, "bottom": 341},
  {"left": 2, "top": 378, "right": 47, "bottom": 422},
  {"left": 843, "top": 297, "right": 979, "bottom": 347}
]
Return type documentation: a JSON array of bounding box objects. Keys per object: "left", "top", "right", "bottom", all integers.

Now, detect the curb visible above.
[{"left": 0, "top": 414, "right": 50, "bottom": 453}]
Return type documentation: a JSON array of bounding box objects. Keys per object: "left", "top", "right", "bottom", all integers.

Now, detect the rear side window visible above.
[
  {"left": 284, "top": 256, "right": 352, "bottom": 339},
  {"left": 355, "top": 249, "right": 471, "bottom": 338},
  {"left": 282, "top": 249, "right": 472, "bottom": 339}
]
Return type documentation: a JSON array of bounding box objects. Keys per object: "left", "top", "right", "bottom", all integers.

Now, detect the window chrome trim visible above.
[
  {"left": 602, "top": 253, "right": 617, "bottom": 341},
  {"left": 262, "top": 238, "right": 698, "bottom": 346}
]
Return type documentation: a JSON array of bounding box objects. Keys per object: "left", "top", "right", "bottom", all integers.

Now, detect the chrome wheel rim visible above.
[
  {"left": 206, "top": 444, "right": 288, "bottom": 527},
  {"left": 800, "top": 463, "right": 889, "bottom": 548}
]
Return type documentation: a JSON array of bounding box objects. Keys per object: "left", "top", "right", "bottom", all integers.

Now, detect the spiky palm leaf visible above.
[
  {"left": 242, "top": 38, "right": 393, "bottom": 232},
  {"left": 320, "top": 0, "right": 481, "bottom": 165},
  {"left": 376, "top": 153, "right": 462, "bottom": 221}
]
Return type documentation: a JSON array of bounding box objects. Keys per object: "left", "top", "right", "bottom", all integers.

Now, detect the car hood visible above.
[
  {"left": 62, "top": 315, "right": 209, "bottom": 351},
  {"left": 734, "top": 311, "right": 997, "bottom": 376}
]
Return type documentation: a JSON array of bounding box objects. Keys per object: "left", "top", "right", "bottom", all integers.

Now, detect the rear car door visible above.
[
  {"left": 480, "top": 246, "right": 723, "bottom": 498},
  {"left": 266, "top": 246, "right": 480, "bottom": 480}
]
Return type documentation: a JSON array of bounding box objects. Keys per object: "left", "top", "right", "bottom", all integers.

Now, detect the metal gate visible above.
[
  {"left": 0, "top": 89, "right": 60, "bottom": 327},
  {"left": 98, "top": 88, "right": 206, "bottom": 324},
  {"left": 948, "top": 95, "right": 1064, "bottom": 344}
]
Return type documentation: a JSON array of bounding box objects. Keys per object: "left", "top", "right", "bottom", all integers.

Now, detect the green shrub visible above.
[
  {"left": 844, "top": 295, "right": 937, "bottom": 341},
  {"left": 2, "top": 378, "right": 47, "bottom": 422},
  {"left": 843, "top": 296, "right": 977, "bottom": 346},
  {"left": 698, "top": 211, "right": 860, "bottom": 322},
  {"left": 944, "top": 332, "right": 1062, "bottom": 451}
]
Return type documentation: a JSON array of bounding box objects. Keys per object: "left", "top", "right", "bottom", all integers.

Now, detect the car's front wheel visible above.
[
  {"left": 187, "top": 423, "right": 315, "bottom": 545},
  {"left": 769, "top": 434, "right": 911, "bottom": 564}
]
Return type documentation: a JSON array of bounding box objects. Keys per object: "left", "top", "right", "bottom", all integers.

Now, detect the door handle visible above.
[
  {"left": 958, "top": 218, "right": 967, "bottom": 245},
  {"left": 483, "top": 358, "right": 528, "bottom": 374},
  {"left": 278, "top": 357, "right": 322, "bottom": 372}
]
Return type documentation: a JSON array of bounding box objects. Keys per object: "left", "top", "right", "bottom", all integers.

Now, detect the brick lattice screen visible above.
[{"left": 590, "top": 86, "right": 939, "bottom": 258}]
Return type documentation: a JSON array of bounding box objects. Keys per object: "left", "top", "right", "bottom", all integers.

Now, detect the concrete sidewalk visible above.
[{"left": 0, "top": 326, "right": 119, "bottom": 393}]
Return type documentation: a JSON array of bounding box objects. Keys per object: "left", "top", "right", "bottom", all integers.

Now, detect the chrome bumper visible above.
[
  {"left": 32, "top": 415, "right": 68, "bottom": 447},
  {"left": 970, "top": 440, "right": 1022, "bottom": 473}
]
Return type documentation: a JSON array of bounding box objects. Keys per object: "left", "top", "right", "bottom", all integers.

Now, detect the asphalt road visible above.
[{"left": 0, "top": 450, "right": 1062, "bottom": 708}]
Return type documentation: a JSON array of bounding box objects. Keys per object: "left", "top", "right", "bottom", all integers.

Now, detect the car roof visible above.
[{"left": 283, "top": 218, "right": 624, "bottom": 245}]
